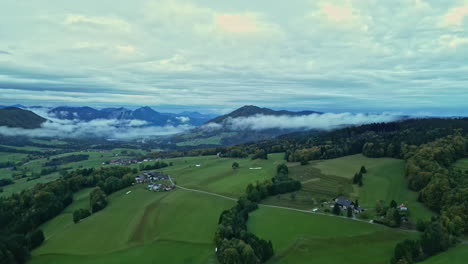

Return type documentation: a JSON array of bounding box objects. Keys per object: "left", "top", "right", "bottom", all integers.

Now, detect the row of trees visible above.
[
  {"left": 44, "top": 154, "right": 89, "bottom": 167},
  {"left": 138, "top": 161, "right": 170, "bottom": 171},
  {"left": 352, "top": 166, "right": 366, "bottom": 186},
  {"left": 215, "top": 197, "right": 274, "bottom": 264},
  {"left": 391, "top": 219, "right": 459, "bottom": 264},
  {"left": 215, "top": 164, "right": 301, "bottom": 264}
]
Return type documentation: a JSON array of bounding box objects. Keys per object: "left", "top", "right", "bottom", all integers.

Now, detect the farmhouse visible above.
[
  {"left": 333, "top": 196, "right": 366, "bottom": 213},
  {"left": 334, "top": 196, "right": 354, "bottom": 209}
]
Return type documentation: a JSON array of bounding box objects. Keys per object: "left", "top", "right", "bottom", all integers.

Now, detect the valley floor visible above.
[{"left": 29, "top": 153, "right": 463, "bottom": 264}]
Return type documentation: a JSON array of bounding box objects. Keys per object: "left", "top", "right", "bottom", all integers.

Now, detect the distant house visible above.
[
  {"left": 135, "top": 175, "right": 147, "bottom": 183},
  {"left": 334, "top": 196, "right": 354, "bottom": 209},
  {"left": 333, "top": 197, "right": 365, "bottom": 213},
  {"left": 398, "top": 204, "right": 408, "bottom": 212}
]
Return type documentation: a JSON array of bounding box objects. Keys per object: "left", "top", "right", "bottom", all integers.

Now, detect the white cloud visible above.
[
  {"left": 307, "top": 1, "right": 370, "bottom": 32},
  {"left": 64, "top": 14, "right": 132, "bottom": 32},
  {"left": 0, "top": 0, "right": 468, "bottom": 113},
  {"left": 176, "top": 116, "right": 190, "bottom": 123},
  {"left": 0, "top": 115, "right": 191, "bottom": 140},
  {"left": 221, "top": 113, "right": 401, "bottom": 131}
]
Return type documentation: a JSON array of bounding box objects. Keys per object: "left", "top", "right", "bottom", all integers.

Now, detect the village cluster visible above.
[
  {"left": 107, "top": 158, "right": 157, "bottom": 166},
  {"left": 134, "top": 171, "right": 175, "bottom": 192}
]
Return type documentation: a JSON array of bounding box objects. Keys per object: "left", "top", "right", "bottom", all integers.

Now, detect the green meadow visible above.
[
  {"left": 28, "top": 152, "right": 441, "bottom": 264},
  {"left": 32, "top": 185, "right": 234, "bottom": 264},
  {"left": 156, "top": 153, "right": 285, "bottom": 197},
  {"left": 0, "top": 148, "right": 147, "bottom": 197},
  {"left": 248, "top": 206, "right": 418, "bottom": 264},
  {"left": 265, "top": 154, "right": 433, "bottom": 221}
]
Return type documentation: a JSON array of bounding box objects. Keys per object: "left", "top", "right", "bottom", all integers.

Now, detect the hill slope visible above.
[
  {"left": 207, "top": 105, "right": 321, "bottom": 124},
  {"left": 0, "top": 107, "right": 47, "bottom": 129},
  {"left": 172, "top": 105, "right": 322, "bottom": 147}
]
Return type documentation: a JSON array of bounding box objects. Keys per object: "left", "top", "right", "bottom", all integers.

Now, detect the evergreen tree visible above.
[{"left": 332, "top": 203, "right": 341, "bottom": 215}]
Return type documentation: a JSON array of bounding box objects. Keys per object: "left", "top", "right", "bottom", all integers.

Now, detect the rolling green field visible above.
[
  {"left": 248, "top": 206, "right": 418, "bottom": 264},
  {"left": 155, "top": 153, "right": 285, "bottom": 197},
  {"left": 28, "top": 153, "right": 441, "bottom": 264},
  {"left": 32, "top": 185, "right": 234, "bottom": 264},
  {"left": 271, "top": 154, "right": 434, "bottom": 221},
  {"left": 0, "top": 149, "right": 146, "bottom": 197}
]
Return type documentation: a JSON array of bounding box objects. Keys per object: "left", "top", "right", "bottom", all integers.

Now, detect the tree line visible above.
[{"left": 215, "top": 164, "right": 301, "bottom": 264}]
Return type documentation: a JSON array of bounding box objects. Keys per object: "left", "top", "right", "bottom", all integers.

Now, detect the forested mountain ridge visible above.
[
  {"left": 0, "top": 107, "right": 47, "bottom": 129},
  {"left": 206, "top": 105, "right": 322, "bottom": 124}
]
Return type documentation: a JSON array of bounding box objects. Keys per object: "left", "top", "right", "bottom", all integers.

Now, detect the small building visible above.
[
  {"left": 398, "top": 204, "right": 408, "bottom": 212},
  {"left": 334, "top": 196, "right": 354, "bottom": 210}
]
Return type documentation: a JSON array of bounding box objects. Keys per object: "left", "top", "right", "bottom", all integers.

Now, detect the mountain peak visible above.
[{"left": 206, "top": 105, "right": 322, "bottom": 124}]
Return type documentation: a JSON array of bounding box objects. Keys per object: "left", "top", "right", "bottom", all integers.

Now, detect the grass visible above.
[
  {"left": 156, "top": 153, "right": 285, "bottom": 197},
  {"left": 176, "top": 132, "right": 237, "bottom": 146},
  {"left": 453, "top": 158, "right": 468, "bottom": 172},
  {"left": 0, "top": 144, "right": 45, "bottom": 151},
  {"left": 176, "top": 135, "right": 223, "bottom": 146},
  {"left": 420, "top": 244, "right": 468, "bottom": 264},
  {"left": 0, "top": 151, "right": 138, "bottom": 197},
  {"left": 248, "top": 206, "right": 418, "bottom": 264},
  {"left": 32, "top": 184, "right": 234, "bottom": 263},
  {"left": 29, "top": 153, "right": 436, "bottom": 264},
  {"left": 265, "top": 154, "right": 433, "bottom": 221},
  {"left": 0, "top": 152, "right": 28, "bottom": 163}
]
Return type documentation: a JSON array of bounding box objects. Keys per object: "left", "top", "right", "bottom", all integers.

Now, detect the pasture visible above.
[
  {"left": 31, "top": 185, "right": 234, "bottom": 263},
  {"left": 155, "top": 153, "right": 285, "bottom": 197},
  {"left": 248, "top": 206, "right": 418, "bottom": 264},
  {"left": 267, "top": 154, "right": 433, "bottom": 221},
  {"left": 29, "top": 153, "right": 437, "bottom": 264},
  {"left": 0, "top": 149, "right": 143, "bottom": 197}
]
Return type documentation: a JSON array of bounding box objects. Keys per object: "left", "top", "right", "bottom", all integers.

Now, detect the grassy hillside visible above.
[
  {"left": 0, "top": 149, "right": 147, "bottom": 197},
  {"left": 248, "top": 206, "right": 418, "bottom": 264},
  {"left": 263, "top": 154, "right": 433, "bottom": 221},
  {"left": 29, "top": 153, "right": 436, "bottom": 264},
  {"left": 156, "top": 153, "right": 285, "bottom": 197},
  {"left": 31, "top": 185, "right": 234, "bottom": 263}
]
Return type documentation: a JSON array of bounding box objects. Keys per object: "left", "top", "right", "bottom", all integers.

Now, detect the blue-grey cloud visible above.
[{"left": 0, "top": 0, "right": 467, "bottom": 115}]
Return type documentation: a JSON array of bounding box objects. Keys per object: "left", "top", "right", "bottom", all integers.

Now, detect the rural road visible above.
[{"left": 168, "top": 176, "right": 417, "bottom": 233}]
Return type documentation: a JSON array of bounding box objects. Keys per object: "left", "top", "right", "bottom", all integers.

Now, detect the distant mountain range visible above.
[
  {"left": 0, "top": 107, "right": 47, "bottom": 129},
  {"left": 0, "top": 104, "right": 327, "bottom": 147},
  {"left": 171, "top": 105, "right": 324, "bottom": 147},
  {"left": 48, "top": 106, "right": 215, "bottom": 126}
]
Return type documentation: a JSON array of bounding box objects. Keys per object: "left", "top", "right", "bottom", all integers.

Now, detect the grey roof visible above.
[{"left": 335, "top": 197, "right": 353, "bottom": 207}]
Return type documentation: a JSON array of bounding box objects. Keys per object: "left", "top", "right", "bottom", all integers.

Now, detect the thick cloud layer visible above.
[
  {"left": 0, "top": 119, "right": 192, "bottom": 140},
  {"left": 203, "top": 113, "right": 402, "bottom": 131},
  {"left": 0, "top": 109, "right": 193, "bottom": 139}
]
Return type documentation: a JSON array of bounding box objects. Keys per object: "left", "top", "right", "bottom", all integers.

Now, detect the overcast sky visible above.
[{"left": 1, "top": 0, "right": 468, "bottom": 115}]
